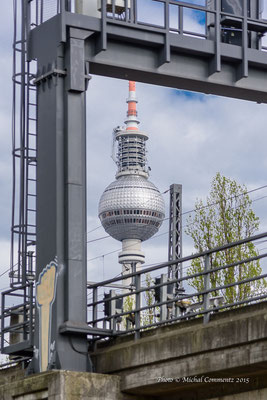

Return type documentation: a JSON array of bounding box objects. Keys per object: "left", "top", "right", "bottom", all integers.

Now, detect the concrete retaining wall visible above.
[
  {"left": 0, "top": 370, "right": 123, "bottom": 400},
  {"left": 92, "top": 301, "right": 267, "bottom": 399}
]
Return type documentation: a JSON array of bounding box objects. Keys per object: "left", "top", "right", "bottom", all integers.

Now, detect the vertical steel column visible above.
[
  {"left": 30, "top": 23, "right": 91, "bottom": 373},
  {"left": 168, "top": 184, "right": 183, "bottom": 290}
]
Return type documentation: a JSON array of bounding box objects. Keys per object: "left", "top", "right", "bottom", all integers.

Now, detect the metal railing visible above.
[
  {"left": 27, "top": 0, "right": 267, "bottom": 75},
  {"left": 2, "top": 233, "right": 267, "bottom": 354},
  {"left": 1, "top": 283, "right": 34, "bottom": 355},
  {"left": 87, "top": 231, "right": 267, "bottom": 339},
  {"left": 29, "top": 0, "right": 267, "bottom": 40}
]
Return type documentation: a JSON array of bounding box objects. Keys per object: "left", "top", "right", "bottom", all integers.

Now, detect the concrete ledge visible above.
[
  {"left": 0, "top": 370, "right": 123, "bottom": 400},
  {"left": 92, "top": 301, "right": 267, "bottom": 398}
]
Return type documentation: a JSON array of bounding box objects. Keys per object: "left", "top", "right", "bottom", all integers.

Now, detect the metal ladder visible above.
[
  {"left": 10, "top": 0, "right": 37, "bottom": 287},
  {"left": 0, "top": 0, "right": 37, "bottom": 358},
  {"left": 24, "top": 62, "right": 37, "bottom": 282}
]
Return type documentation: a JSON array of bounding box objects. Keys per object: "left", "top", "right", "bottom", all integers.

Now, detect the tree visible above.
[{"left": 185, "top": 172, "right": 265, "bottom": 304}]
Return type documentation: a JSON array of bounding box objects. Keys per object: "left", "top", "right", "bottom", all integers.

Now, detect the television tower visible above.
[{"left": 98, "top": 81, "right": 165, "bottom": 282}]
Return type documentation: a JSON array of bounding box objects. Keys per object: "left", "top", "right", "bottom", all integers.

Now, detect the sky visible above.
[{"left": 1, "top": 1, "right": 267, "bottom": 305}]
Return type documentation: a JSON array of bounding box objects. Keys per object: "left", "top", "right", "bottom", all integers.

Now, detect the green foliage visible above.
[
  {"left": 122, "top": 294, "right": 135, "bottom": 329},
  {"left": 121, "top": 273, "right": 158, "bottom": 329},
  {"left": 185, "top": 172, "right": 265, "bottom": 303},
  {"left": 143, "top": 273, "right": 157, "bottom": 326}
]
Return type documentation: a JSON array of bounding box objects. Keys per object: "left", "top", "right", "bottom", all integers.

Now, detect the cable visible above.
[
  {"left": 86, "top": 188, "right": 267, "bottom": 254},
  {"left": 0, "top": 287, "right": 11, "bottom": 293},
  {"left": 0, "top": 268, "right": 10, "bottom": 278},
  {"left": 87, "top": 235, "right": 110, "bottom": 244},
  {"left": 87, "top": 229, "right": 170, "bottom": 262},
  {"left": 87, "top": 189, "right": 267, "bottom": 252},
  {"left": 86, "top": 186, "right": 267, "bottom": 245},
  {"left": 182, "top": 184, "right": 267, "bottom": 216},
  {"left": 87, "top": 225, "right": 102, "bottom": 235}
]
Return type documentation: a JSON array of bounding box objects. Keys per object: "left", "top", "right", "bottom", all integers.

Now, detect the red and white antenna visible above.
[{"left": 125, "top": 81, "right": 139, "bottom": 131}]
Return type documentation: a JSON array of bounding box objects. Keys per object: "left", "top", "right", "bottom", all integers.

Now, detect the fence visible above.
[
  {"left": 87, "top": 231, "right": 267, "bottom": 339},
  {"left": 1, "top": 283, "right": 34, "bottom": 358},
  {"left": 1, "top": 232, "right": 267, "bottom": 359},
  {"left": 28, "top": 0, "right": 267, "bottom": 48}
]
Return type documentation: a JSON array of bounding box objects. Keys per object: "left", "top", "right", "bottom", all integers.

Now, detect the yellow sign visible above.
[{"left": 36, "top": 261, "right": 57, "bottom": 372}]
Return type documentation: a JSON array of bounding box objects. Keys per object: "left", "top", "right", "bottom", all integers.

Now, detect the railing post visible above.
[
  {"left": 29, "top": 283, "right": 34, "bottom": 345},
  {"left": 93, "top": 287, "right": 98, "bottom": 328},
  {"left": 23, "top": 286, "right": 27, "bottom": 341},
  {"left": 163, "top": 0, "right": 170, "bottom": 63},
  {"left": 110, "top": 289, "right": 116, "bottom": 333},
  {"left": 100, "top": 0, "right": 107, "bottom": 51},
  {"left": 241, "top": 0, "right": 248, "bottom": 78},
  {"left": 179, "top": 5, "right": 183, "bottom": 35},
  {"left": 210, "top": 0, "right": 221, "bottom": 74},
  {"left": 160, "top": 274, "right": 168, "bottom": 322},
  {"left": 1, "top": 291, "right": 5, "bottom": 351},
  {"left": 134, "top": 273, "right": 141, "bottom": 340},
  {"left": 203, "top": 253, "right": 211, "bottom": 324}
]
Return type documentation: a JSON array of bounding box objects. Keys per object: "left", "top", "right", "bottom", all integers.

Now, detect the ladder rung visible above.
[
  {"left": 27, "top": 178, "right": 36, "bottom": 182},
  {"left": 27, "top": 209, "right": 36, "bottom": 212},
  {"left": 28, "top": 194, "right": 36, "bottom": 197}
]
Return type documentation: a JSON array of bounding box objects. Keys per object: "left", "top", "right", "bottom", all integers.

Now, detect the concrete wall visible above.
[
  {"left": 92, "top": 301, "right": 267, "bottom": 399},
  {"left": 0, "top": 370, "right": 124, "bottom": 400},
  {"left": 2, "top": 302, "right": 267, "bottom": 399}
]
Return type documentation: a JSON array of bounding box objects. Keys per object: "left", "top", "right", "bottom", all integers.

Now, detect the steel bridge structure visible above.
[{"left": 2, "top": 0, "right": 267, "bottom": 374}]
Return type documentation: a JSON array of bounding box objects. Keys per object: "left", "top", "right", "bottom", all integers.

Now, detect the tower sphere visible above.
[{"left": 98, "top": 175, "right": 165, "bottom": 241}]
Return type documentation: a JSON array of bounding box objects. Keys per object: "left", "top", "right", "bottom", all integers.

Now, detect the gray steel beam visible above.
[
  {"left": 30, "top": 13, "right": 267, "bottom": 103},
  {"left": 29, "top": 26, "right": 90, "bottom": 373},
  {"left": 85, "top": 36, "right": 267, "bottom": 103}
]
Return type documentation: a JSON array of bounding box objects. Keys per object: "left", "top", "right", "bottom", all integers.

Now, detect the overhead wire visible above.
[
  {"left": 87, "top": 225, "right": 102, "bottom": 235},
  {"left": 87, "top": 235, "right": 110, "bottom": 244},
  {"left": 2, "top": 186, "right": 267, "bottom": 288},
  {"left": 0, "top": 268, "right": 10, "bottom": 278},
  {"left": 87, "top": 229, "right": 170, "bottom": 262},
  {"left": 87, "top": 185, "right": 267, "bottom": 257}
]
